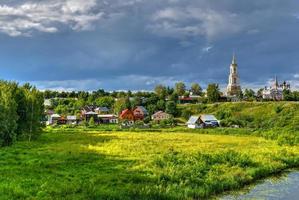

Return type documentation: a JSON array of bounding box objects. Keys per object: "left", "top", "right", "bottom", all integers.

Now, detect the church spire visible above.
[
  {"left": 232, "top": 53, "right": 237, "bottom": 65},
  {"left": 274, "top": 75, "right": 279, "bottom": 89},
  {"left": 227, "top": 53, "right": 241, "bottom": 97}
]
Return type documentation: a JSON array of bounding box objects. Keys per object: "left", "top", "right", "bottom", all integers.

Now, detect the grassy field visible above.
[{"left": 1, "top": 129, "right": 299, "bottom": 199}]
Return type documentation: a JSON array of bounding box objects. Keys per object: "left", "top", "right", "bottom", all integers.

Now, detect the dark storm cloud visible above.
[{"left": 0, "top": 0, "right": 299, "bottom": 91}]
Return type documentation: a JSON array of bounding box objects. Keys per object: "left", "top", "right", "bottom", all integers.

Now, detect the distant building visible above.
[
  {"left": 226, "top": 54, "right": 241, "bottom": 97},
  {"left": 66, "top": 116, "right": 77, "bottom": 125},
  {"left": 81, "top": 105, "right": 97, "bottom": 115},
  {"left": 95, "top": 107, "right": 110, "bottom": 114},
  {"left": 44, "top": 99, "right": 52, "bottom": 107},
  {"left": 98, "top": 114, "right": 118, "bottom": 124},
  {"left": 119, "top": 109, "right": 135, "bottom": 121},
  {"left": 187, "top": 115, "right": 219, "bottom": 129},
  {"left": 84, "top": 111, "right": 98, "bottom": 123},
  {"left": 133, "top": 106, "right": 148, "bottom": 120},
  {"left": 262, "top": 76, "right": 290, "bottom": 100},
  {"left": 151, "top": 111, "right": 171, "bottom": 122}
]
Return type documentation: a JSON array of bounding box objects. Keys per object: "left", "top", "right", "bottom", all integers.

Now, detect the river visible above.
[{"left": 221, "top": 171, "right": 299, "bottom": 200}]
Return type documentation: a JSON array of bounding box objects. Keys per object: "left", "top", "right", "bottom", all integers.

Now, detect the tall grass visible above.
[{"left": 1, "top": 130, "right": 298, "bottom": 199}]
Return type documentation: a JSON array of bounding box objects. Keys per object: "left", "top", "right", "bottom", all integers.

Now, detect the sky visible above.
[{"left": 0, "top": 0, "right": 299, "bottom": 91}]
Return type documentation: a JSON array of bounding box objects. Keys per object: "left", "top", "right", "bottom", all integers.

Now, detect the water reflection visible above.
[{"left": 221, "top": 171, "right": 299, "bottom": 200}]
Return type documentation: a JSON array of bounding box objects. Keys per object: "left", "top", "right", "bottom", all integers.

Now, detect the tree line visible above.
[
  {"left": 0, "top": 81, "right": 44, "bottom": 147},
  {"left": 45, "top": 81, "right": 299, "bottom": 120}
]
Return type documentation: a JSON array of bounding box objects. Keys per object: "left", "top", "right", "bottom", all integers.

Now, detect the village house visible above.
[
  {"left": 187, "top": 115, "right": 219, "bottom": 129},
  {"left": 98, "top": 114, "right": 119, "bottom": 124},
  {"left": 81, "top": 105, "right": 97, "bottom": 115},
  {"left": 151, "top": 111, "right": 171, "bottom": 122},
  {"left": 119, "top": 109, "right": 135, "bottom": 124},
  {"left": 133, "top": 106, "right": 148, "bottom": 120},
  {"left": 66, "top": 115, "right": 77, "bottom": 125},
  {"left": 178, "top": 93, "right": 202, "bottom": 104},
  {"left": 84, "top": 111, "right": 98, "bottom": 123},
  {"left": 48, "top": 114, "right": 61, "bottom": 125},
  {"left": 95, "top": 107, "right": 110, "bottom": 114}
]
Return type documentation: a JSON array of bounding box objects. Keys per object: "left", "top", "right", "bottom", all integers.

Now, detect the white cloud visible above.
[
  {"left": 27, "top": 79, "right": 102, "bottom": 91},
  {"left": 202, "top": 45, "right": 213, "bottom": 53},
  {"left": 0, "top": 0, "right": 103, "bottom": 36}
]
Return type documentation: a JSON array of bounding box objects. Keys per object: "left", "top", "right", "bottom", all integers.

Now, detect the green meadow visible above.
[{"left": 1, "top": 128, "right": 299, "bottom": 199}]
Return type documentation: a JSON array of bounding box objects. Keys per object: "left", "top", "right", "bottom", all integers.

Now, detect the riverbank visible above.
[
  {"left": 1, "top": 130, "right": 298, "bottom": 199},
  {"left": 220, "top": 169, "right": 299, "bottom": 200}
]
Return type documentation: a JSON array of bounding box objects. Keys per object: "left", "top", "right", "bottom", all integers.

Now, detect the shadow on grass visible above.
[{"left": 0, "top": 133, "right": 169, "bottom": 200}]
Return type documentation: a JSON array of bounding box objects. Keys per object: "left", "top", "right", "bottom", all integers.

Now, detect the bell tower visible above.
[{"left": 226, "top": 54, "right": 241, "bottom": 96}]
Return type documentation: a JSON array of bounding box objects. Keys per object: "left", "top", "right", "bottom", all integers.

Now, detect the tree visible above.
[
  {"left": 0, "top": 82, "right": 44, "bottom": 146},
  {"left": 244, "top": 89, "right": 255, "bottom": 100},
  {"left": 237, "top": 90, "right": 244, "bottom": 100},
  {"left": 156, "top": 100, "right": 166, "bottom": 111},
  {"left": 146, "top": 104, "right": 157, "bottom": 116},
  {"left": 0, "top": 83, "right": 17, "bottom": 146},
  {"left": 175, "top": 82, "right": 186, "bottom": 96},
  {"left": 282, "top": 89, "right": 292, "bottom": 101},
  {"left": 154, "top": 84, "right": 167, "bottom": 99},
  {"left": 113, "top": 97, "right": 131, "bottom": 114},
  {"left": 95, "top": 96, "right": 115, "bottom": 108},
  {"left": 166, "top": 101, "right": 178, "bottom": 116},
  {"left": 191, "top": 83, "right": 202, "bottom": 96},
  {"left": 169, "top": 92, "right": 179, "bottom": 103},
  {"left": 131, "top": 96, "right": 142, "bottom": 108},
  {"left": 206, "top": 84, "right": 220, "bottom": 103}
]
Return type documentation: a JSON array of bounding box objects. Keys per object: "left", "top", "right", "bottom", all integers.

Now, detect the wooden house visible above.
[
  {"left": 98, "top": 114, "right": 118, "bottom": 124},
  {"left": 133, "top": 106, "right": 148, "bottom": 120},
  {"left": 120, "top": 109, "right": 135, "bottom": 122},
  {"left": 151, "top": 111, "right": 171, "bottom": 122}
]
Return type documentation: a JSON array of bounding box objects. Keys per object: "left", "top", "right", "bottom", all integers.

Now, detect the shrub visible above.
[{"left": 88, "top": 117, "right": 95, "bottom": 128}]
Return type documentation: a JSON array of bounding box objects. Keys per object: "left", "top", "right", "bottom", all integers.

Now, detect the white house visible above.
[
  {"left": 187, "top": 116, "right": 203, "bottom": 129},
  {"left": 67, "top": 116, "right": 77, "bottom": 124},
  {"left": 48, "top": 114, "right": 61, "bottom": 125},
  {"left": 187, "top": 115, "right": 219, "bottom": 129}
]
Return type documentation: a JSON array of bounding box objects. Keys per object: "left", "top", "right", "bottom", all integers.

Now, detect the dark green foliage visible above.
[
  {"left": 174, "top": 82, "right": 186, "bottom": 96},
  {"left": 0, "top": 81, "right": 44, "bottom": 146},
  {"left": 0, "top": 82, "right": 18, "bottom": 146},
  {"left": 206, "top": 84, "right": 220, "bottom": 103},
  {"left": 181, "top": 109, "right": 192, "bottom": 120},
  {"left": 190, "top": 83, "right": 202, "bottom": 96},
  {"left": 154, "top": 84, "right": 167, "bottom": 99},
  {"left": 95, "top": 96, "right": 115, "bottom": 108},
  {"left": 166, "top": 101, "right": 178, "bottom": 117},
  {"left": 113, "top": 97, "right": 131, "bottom": 114}
]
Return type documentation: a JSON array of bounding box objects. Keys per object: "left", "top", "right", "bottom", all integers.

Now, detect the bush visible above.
[{"left": 88, "top": 117, "right": 95, "bottom": 128}]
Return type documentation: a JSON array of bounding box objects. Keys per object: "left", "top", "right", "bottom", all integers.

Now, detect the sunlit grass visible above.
[{"left": 1, "top": 130, "right": 299, "bottom": 199}]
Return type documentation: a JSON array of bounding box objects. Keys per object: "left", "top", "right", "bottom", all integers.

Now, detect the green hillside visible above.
[
  {"left": 179, "top": 102, "right": 299, "bottom": 129},
  {"left": 179, "top": 102, "right": 299, "bottom": 145}
]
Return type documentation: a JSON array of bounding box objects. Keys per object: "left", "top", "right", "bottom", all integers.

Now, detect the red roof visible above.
[{"left": 179, "top": 97, "right": 193, "bottom": 101}]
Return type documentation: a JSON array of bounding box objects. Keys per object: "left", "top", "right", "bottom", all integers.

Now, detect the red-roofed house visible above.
[
  {"left": 119, "top": 109, "right": 135, "bottom": 121},
  {"left": 133, "top": 106, "right": 148, "bottom": 120}
]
